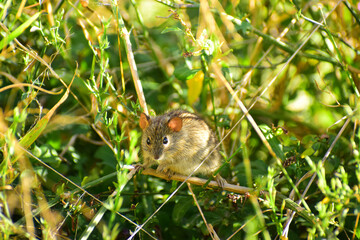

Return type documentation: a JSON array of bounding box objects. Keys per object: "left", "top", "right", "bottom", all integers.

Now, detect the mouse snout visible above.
[{"left": 153, "top": 149, "right": 163, "bottom": 160}]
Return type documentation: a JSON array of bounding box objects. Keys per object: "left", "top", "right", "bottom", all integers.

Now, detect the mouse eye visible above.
[
  {"left": 146, "top": 137, "right": 151, "bottom": 145},
  {"left": 163, "top": 136, "right": 169, "bottom": 145}
]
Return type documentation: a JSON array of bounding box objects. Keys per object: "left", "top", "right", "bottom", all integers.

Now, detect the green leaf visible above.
[
  {"left": 95, "top": 145, "right": 116, "bottom": 168},
  {"left": 174, "top": 66, "right": 199, "bottom": 81},
  {"left": 301, "top": 148, "right": 315, "bottom": 158},
  {"left": 161, "top": 26, "right": 183, "bottom": 34},
  {"left": 172, "top": 197, "right": 194, "bottom": 224},
  {"left": 237, "top": 20, "right": 251, "bottom": 35},
  {"left": 32, "top": 144, "right": 62, "bottom": 167},
  {"left": 259, "top": 125, "right": 285, "bottom": 161}
]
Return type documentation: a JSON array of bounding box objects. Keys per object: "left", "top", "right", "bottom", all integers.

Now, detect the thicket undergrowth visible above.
[{"left": 1, "top": 0, "right": 360, "bottom": 239}]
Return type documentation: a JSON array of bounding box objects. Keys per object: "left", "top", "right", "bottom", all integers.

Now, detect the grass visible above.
[{"left": 0, "top": 0, "right": 360, "bottom": 239}]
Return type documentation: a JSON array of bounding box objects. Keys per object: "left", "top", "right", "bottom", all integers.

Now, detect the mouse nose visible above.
[{"left": 154, "top": 149, "right": 162, "bottom": 160}]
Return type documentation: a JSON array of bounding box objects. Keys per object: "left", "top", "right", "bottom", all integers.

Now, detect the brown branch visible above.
[
  {"left": 140, "top": 168, "right": 318, "bottom": 225},
  {"left": 141, "top": 168, "right": 253, "bottom": 194}
]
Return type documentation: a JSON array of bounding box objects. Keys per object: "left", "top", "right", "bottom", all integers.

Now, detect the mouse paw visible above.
[
  {"left": 133, "top": 163, "right": 144, "bottom": 171},
  {"left": 215, "top": 175, "right": 227, "bottom": 189},
  {"left": 128, "top": 163, "right": 145, "bottom": 179},
  {"left": 164, "top": 169, "right": 175, "bottom": 180},
  {"left": 156, "top": 165, "right": 175, "bottom": 180}
]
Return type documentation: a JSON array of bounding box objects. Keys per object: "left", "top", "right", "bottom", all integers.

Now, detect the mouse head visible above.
[
  {"left": 140, "top": 112, "right": 184, "bottom": 161},
  {"left": 140, "top": 113, "right": 183, "bottom": 132}
]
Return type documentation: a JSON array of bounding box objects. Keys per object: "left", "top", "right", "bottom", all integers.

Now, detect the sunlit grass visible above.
[{"left": 0, "top": 0, "right": 359, "bottom": 239}]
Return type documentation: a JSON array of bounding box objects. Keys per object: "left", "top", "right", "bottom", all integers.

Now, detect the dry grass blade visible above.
[
  {"left": 18, "top": 75, "right": 74, "bottom": 150},
  {"left": 353, "top": 213, "right": 360, "bottom": 240},
  {"left": 19, "top": 147, "right": 156, "bottom": 239},
  {"left": 211, "top": 64, "right": 280, "bottom": 162},
  {"left": 0, "top": 83, "right": 63, "bottom": 95},
  {"left": 20, "top": 169, "right": 35, "bottom": 238},
  {"left": 114, "top": 7, "right": 148, "bottom": 115},
  {"left": 187, "top": 183, "right": 220, "bottom": 240},
  {"left": 226, "top": 214, "right": 258, "bottom": 240}
]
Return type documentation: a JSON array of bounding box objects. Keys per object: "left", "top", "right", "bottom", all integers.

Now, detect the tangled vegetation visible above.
[{"left": 1, "top": 0, "right": 360, "bottom": 239}]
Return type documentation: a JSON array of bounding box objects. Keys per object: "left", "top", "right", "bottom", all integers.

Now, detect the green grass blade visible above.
[
  {"left": 19, "top": 79, "right": 71, "bottom": 149},
  {"left": 0, "top": 11, "right": 43, "bottom": 51}
]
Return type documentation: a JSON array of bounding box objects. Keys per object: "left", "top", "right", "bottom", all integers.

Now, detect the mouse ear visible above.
[
  {"left": 168, "top": 117, "right": 182, "bottom": 132},
  {"left": 139, "top": 113, "right": 150, "bottom": 129}
]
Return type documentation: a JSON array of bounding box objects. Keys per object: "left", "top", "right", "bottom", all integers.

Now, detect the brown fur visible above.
[{"left": 140, "top": 110, "right": 225, "bottom": 187}]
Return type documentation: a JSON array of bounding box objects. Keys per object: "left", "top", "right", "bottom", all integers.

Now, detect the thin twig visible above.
[
  {"left": 115, "top": 10, "right": 148, "bottom": 114},
  {"left": 142, "top": 168, "right": 253, "bottom": 194},
  {"left": 140, "top": 168, "right": 317, "bottom": 225},
  {"left": 220, "top": 12, "right": 340, "bottom": 66},
  {"left": 187, "top": 183, "right": 220, "bottom": 240}
]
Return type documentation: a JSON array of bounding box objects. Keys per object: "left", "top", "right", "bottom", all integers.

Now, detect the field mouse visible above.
[{"left": 139, "top": 109, "right": 225, "bottom": 187}]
